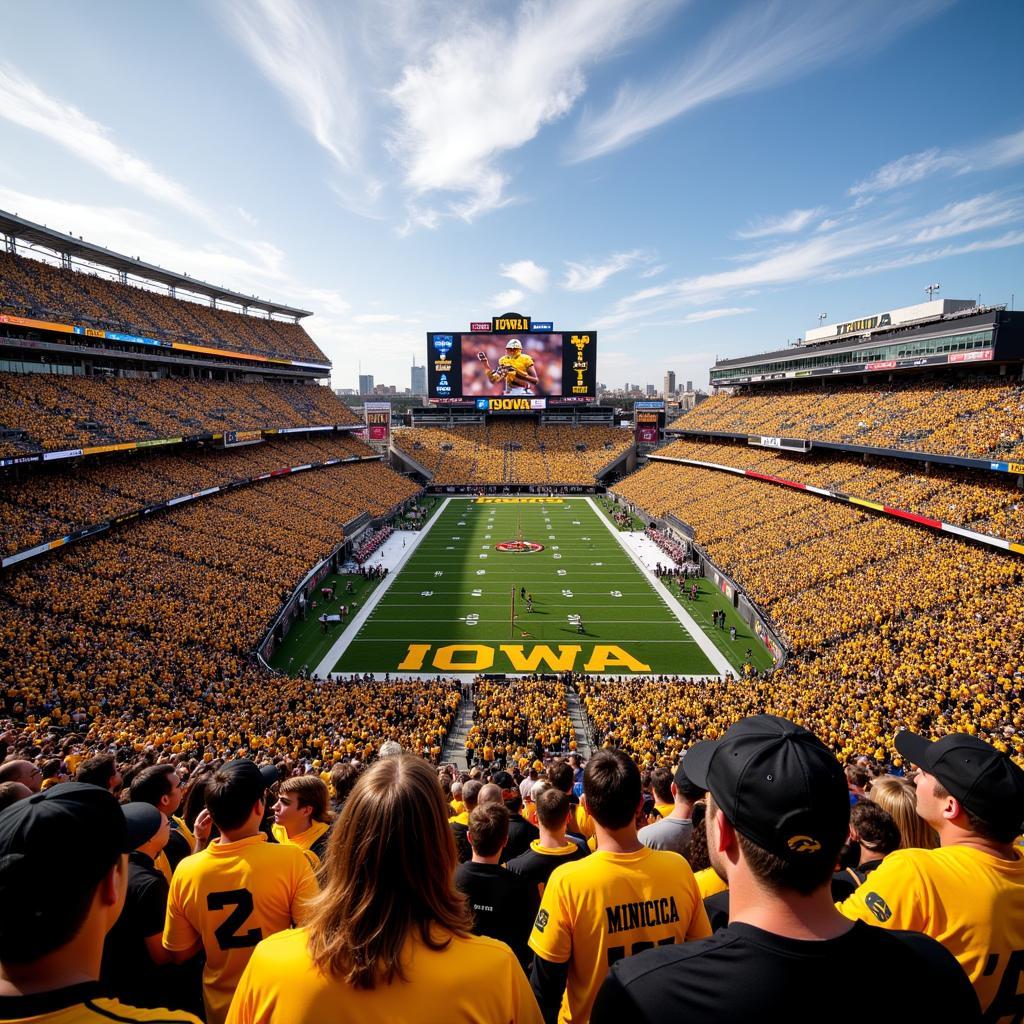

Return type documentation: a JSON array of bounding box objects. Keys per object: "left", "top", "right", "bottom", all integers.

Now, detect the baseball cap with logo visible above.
[
  {"left": 895, "top": 730, "right": 1024, "bottom": 835},
  {"left": 0, "top": 783, "right": 151, "bottom": 924},
  {"left": 683, "top": 715, "right": 849, "bottom": 864}
]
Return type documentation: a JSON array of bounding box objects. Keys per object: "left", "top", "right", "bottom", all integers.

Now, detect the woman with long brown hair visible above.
[{"left": 226, "top": 755, "right": 542, "bottom": 1023}]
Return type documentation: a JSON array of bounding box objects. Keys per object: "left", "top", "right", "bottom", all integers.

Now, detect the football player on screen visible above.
[{"left": 477, "top": 338, "right": 540, "bottom": 396}]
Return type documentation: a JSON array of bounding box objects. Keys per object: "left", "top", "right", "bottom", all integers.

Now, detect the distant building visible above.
[
  {"left": 663, "top": 370, "right": 676, "bottom": 398},
  {"left": 645, "top": 383, "right": 657, "bottom": 396},
  {"left": 358, "top": 374, "right": 374, "bottom": 395},
  {"left": 411, "top": 362, "right": 427, "bottom": 396}
]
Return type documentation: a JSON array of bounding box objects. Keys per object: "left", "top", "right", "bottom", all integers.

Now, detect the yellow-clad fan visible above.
[
  {"left": 0, "top": 784, "right": 201, "bottom": 1024},
  {"left": 839, "top": 731, "right": 1024, "bottom": 1018},
  {"left": 528, "top": 750, "right": 710, "bottom": 1023},
  {"left": 271, "top": 776, "right": 332, "bottom": 872},
  {"left": 163, "top": 760, "right": 318, "bottom": 1024},
  {"left": 226, "top": 756, "right": 542, "bottom": 1024}
]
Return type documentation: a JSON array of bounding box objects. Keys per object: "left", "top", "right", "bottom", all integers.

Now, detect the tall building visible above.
[
  {"left": 663, "top": 370, "right": 676, "bottom": 398},
  {"left": 645, "top": 383, "right": 657, "bottom": 396},
  {"left": 686, "top": 380, "right": 692, "bottom": 393},
  {"left": 410, "top": 361, "right": 427, "bottom": 396},
  {"left": 358, "top": 374, "right": 374, "bottom": 395}
]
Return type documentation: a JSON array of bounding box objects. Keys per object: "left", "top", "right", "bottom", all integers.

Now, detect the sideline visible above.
[
  {"left": 314, "top": 498, "right": 451, "bottom": 677},
  {"left": 585, "top": 497, "right": 733, "bottom": 677}
]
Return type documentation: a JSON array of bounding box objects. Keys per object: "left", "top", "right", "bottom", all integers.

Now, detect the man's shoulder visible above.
[{"left": 611, "top": 928, "right": 739, "bottom": 985}]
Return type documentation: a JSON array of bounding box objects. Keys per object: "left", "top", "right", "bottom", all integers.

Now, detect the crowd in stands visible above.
[
  {"left": 0, "top": 433, "right": 374, "bottom": 556},
  {"left": 352, "top": 525, "right": 393, "bottom": 563},
  {"left": 613, "top": 459, "right": 1024, "bottom": 764},
  {"left": 393, "top": 424, "right": 632, "bottom": 485},
  {"left": 2, "top": 719, "right": 1021, "bottom": 1022},
  {"left": 657, "top": 436, "right": 1024, "bottom": 542},
  {"left": 0, "top": 374, "right": 358, "bottom": 459},
  {"left": 467, "top": 680, "right": 575, "bottom": 766},
  {"left": 645, "top": 525, "right": 687, "bottom": 564},
  {"left": 671, "top": 373, "right": 1024, "bottom": 461},
  {"left": 0, "top": 250, "right": 327, "bottom": 363}
]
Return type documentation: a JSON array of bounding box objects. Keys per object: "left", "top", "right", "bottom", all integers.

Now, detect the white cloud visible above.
[
  {"left": 562, "top": 250, "right": 649, "bottom": 291},
  {"left": 735, "top": 207, "right": 824, "bottom": 239},
  {"left": 849, "top": 126, "right": 1024, "bottom": 196},
  {"left": 641, "top": 264, "right": 667, "bottom": 278},
  {"left": 387, "top": 0, "right": 681, "bottom": 222},
  {"left": 571, "top": 0, "right": 948, "bottom": 162},
  {"left": 500, "top": 259, "right": 549, "bottom": 293},
  {"left": 492, "top": 288, "right": 526, "bottom": 308},
  {"left": 0, "top": 63, "right": 212, "bottom": 224}
]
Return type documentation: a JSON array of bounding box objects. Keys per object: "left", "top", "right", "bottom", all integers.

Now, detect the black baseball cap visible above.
[
  {"left": 895, "top": 731, "right": 1024, "bottom": 834},
  {"left": 684, "top": 715, "right": 849, "bottom": 864},
  {"left": 259, "top": 764, "right": 281, "bottom": 789},
  {"left": 122, "top": 802, "right": 164, "bottom": 846},
  {"left": 0, "top": 783, "right": 149, "bottom": 915},
  {"left": 673, "top": 760, "right": 705, "bottom": 802}
]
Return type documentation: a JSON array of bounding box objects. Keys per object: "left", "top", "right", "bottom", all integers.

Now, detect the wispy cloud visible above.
[
  {"left": 735, "top": 207, "right": 824, "bottom": 239},
  {"left": 849, "top": 126, "right": 1024, "bottom": 196},
  {"left": 571, "top": 0, "right": 949, "bottom": 163},
  {"left": 493, "top": 287, "right": 526, "bottom": 308},
  {"left": 387, "top": 0, "right": 681, "bottom": 223},
  {"left": 0, "top": 63, "right": 212, "bottom": 224},
  {"left": 501, "top": 259, "right": 549, "bottom": 293},
  {"left": 562, "top": 249, "right": 650, "bottom": 291}
]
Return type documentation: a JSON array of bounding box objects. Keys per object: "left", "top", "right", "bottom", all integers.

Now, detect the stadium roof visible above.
[{"left": 0, "top": 209, "right": 313, "bottom": 319}]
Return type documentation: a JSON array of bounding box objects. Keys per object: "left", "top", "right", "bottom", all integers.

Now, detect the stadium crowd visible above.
[
  {"left": 0, "top": 250, "right": 326, "bottom": 363},
  {"left": 0, "top": 374, "right": 358, "bottom": 459},
  {"left": 671, "top": 374, "right": 1024, "bottom": 461}
]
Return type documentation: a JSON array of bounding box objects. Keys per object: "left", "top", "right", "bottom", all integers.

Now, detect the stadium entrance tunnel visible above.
[{"left": 396, "top": 642, "right": 652, "bottom": 673}]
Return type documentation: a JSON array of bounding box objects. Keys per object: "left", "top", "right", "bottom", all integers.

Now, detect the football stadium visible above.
[{"left": 1, "top": 5, "right": 1024, "bottom": 1021}]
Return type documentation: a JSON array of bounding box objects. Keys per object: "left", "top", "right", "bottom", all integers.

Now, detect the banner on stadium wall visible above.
[
  {"left": 635, "top": 404, "right": 664, "bottom": 446},
  {"left": 474, "top": 397, "right": 547, "bottom": 412},
  {"left": 364, "top": 401, "right": 392, "bottom": 444},
  {"left": 224, "top": 430, "right": 263, "bottom": 447}
]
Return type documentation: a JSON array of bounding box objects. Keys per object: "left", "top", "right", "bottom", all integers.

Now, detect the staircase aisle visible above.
[
  {"left": 566, "top": 686, "right": 594, "bottom": 759},
  {"left": 441, "top": 689, "right": 476, "bottom": 768}
]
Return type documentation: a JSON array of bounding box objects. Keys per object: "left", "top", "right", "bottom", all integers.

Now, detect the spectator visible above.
[
  {"left": 163, "top": 760, "right": 319, "bottom": 1024},
  {"left": 0, "top": 782, "right": 31, "bottom": 814},
  {"left": 451, "top": 778, "right": 482, "bottom": 863},
  {"left": 867, "top": 775, "right": 939, "bottom": 849},
  {"left": 547, "top": 760, "right": 594, "bottom": 842},
  {"left": 0, "top": 760, "right": 42, "bottom": 794},
  {"left": 455, "top": 803, "right": 539, "bottom": 968},
  {"left": 491, "top": 771, "right": 539, "bottom": 861},
  {"left": 272, "top": 776, "right": 332, "bottom": 870},
  {"left": 76, "top": 754, "right": 122, "bottom": 795},
  {"left": 638, "top": 761, "right": 703, "bottom": 858},
  {"left": 506, "top": 787, "right": 588, "bottom": 896},
  {"left": 528, "top": 749, "right": 711, "bottom": 1023},
  {"left": 129, "top": 764, "right": 193, "bottom": 877},
  {"left": 378, "top": 740, "right": 403, "bottom": 759},
  {"left": 649, "top": 767, "right": 674, "bottom": 820},
  {"left": 592, "top": 716, "right": 981, "bottom": 1023},
  {"left": 329, "top": 762, "right": 360, "bottom": 815},
  {"left": 840, "top": 731, "right": 1024, "bottom": 1017},
  {"left": 831, "top": 800, "right": 901, "bottom": 901},
  {"left": 225, "top": 755, "right": 543, "bottom": 1023},
  {"left": 0, "top": 783, "right": 200, "bottom": 1023}
]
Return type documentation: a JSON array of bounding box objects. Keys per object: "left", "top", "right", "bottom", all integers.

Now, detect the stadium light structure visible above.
[
  {"left": 818, "top": 313, "right": 828, "bottom": 325},
  {"left": 926, "top": 283, "right": 941, "bottom": 301}
]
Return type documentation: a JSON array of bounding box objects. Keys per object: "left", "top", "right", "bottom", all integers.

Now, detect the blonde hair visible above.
[
  {"left": 305, "top": 755, "right": 472, "bottom": 988},
  {"left": 279, "top": 775, "right": 332, "bottom": 824},
  {"left": 868, "top": 776, "right": 938, "bottom": 850}
]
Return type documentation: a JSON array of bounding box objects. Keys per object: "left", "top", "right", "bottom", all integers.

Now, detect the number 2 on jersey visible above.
[{"left": 207, "top": 888, "right": 262, "bottom": 950}]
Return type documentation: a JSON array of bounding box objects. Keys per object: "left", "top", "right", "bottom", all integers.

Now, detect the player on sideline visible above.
[
  {"left": 478, "top": 339, "right": 540, "bottom": 396},
  {"left": 591, "top": 716, "right": 981, "bottom": 1024},
  {"left": 528, "top": 749, "right": 710, "bottom": 1023},
  {"left": 162, "top": 760, "right": 318, "bottom": 1024},
  {"left": 0, "top": 783, "right": 201, "bottom": 1023},
  {"left": 838, "top": 731, "right": 1024, "bottom": 1017},
  {"left": 226, "top": 756, "right": 542, "bottom": 1024}
]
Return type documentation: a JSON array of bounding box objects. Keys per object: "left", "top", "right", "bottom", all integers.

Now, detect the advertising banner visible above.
[{"left": 364, "top": 401, "right": 392, "bottom": 443}]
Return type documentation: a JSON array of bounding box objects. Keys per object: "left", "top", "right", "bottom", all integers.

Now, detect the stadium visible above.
[{"left": 2, "top": 157, "right": 1024, "bottom": 1024}]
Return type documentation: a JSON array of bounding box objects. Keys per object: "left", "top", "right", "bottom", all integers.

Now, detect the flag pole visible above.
[{"left": 510, "top": 585, "right": 515, "bottom": 640}]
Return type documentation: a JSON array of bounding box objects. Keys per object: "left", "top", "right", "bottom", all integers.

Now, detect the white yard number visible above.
[
  {"left": 434, "top": 571, "right": 444, "bottom": 577},
  {"left": 479, "top": 553, "right": 488, "bottom": 559},
  {"left": 553, "top": 553, "right": 561, "bottom": 560},
  {"left": 420, "top": 591, "right": 434, "bottom": 597},
  {"left": 610, "top": 590, "right": 623, "bottom": 598},
  {"left": 452, "top": 536, "right": 460, "bottom": 540},
  {"left": 472, "top": 588, "right": 483, "bottom": 596},
  {"left": 591, "top": 562, "right": 603, "bottom": 567},
  {"left": 572, "top": 520, "right": 581, "bottom": 525},
  {"left": 458, "top": 521, "right": 466, "bottom": 526},
  {"left": 476, "top": 569, "right": 487, "bottom": 576},
  {"left": 463, "top": 614, "right": 479, "bottom": 626},
  {"left": 557, "top": 569, "right": 567, "bottom": 576},
  {"left": 561, "top": 589, "right": 574, "bottom": 598},
  {"left": 581, "top": 536, "right": 590, "bottom": 541},
  {"left": 552, "top": 545, "right": 560, "bottom": 550}
]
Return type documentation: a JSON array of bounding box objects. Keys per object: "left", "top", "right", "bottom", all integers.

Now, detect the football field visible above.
[{"left": 303, "top": 497, "right": 769, "bottom": 677}]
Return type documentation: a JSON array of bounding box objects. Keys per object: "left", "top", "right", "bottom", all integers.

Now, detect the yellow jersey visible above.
[
  {"left": 528, "top": 846, "right": 711, "bottom": 1023},
  {"left": 569, "top": 803, "right": 595, "bottom": 840},
  {"left": 225, "top": 925, "right": 543, "bottom": 1024},
  {"left": 163, "top": 833, "right": 318, "bottom": 1024},
  {"left": 0, "top": 984, "right": 201, "bottom": 1022},
  {"left": 654, "top": 802, "right": 674, "bottom": 820},
  {"left": 838, "top": 844, "right": 1024, "bottom": 1016},
  {"left": 694, "top": 866, "right": 728, "bottom": 899},
  {"left": 271, "top": 820, "right": 330, "bottom": 871},
  {"left": 492, "top": 353, "right": 535, "bottom": 390}
]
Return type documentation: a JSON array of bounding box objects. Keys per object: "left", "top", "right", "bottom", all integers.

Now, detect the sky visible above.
[{"left": 0, "top": 0, "right": 1022, "bottom": 393}]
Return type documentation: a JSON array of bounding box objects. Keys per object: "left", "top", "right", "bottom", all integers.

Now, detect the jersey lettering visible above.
[
  {"left": 982, "top": 948, "right": 1024, "bottom": 1022},
  {"left": 605, "top": 896, "right": 681, "bottom": 934},
  {"left": 207, "top": 888, "right": 262, "bottom": 950},
  {"left": 607, "top": 935, "right": 676, "bottom": 966}
]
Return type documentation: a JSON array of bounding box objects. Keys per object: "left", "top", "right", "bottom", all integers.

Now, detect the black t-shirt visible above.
[
  {"left": 454, "top": 861, "right": 540, "bottom": 968},
  {"left": 830, "top": 858, "right": 884, "bottom": 903},
  {"left": 505, "top": 841, "right": 588, "bottom": 894},
  {"left": 591, "top": 920, "right": 981, "bottom": 1024},
  {"left": 504, "top": 815, "right": 540, "bottom": 861},
  {"left": 101, "top": 852, "right": 179, "bottom": 1010}
]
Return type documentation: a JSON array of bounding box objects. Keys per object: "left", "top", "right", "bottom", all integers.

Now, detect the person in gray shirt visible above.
[{"left": 638, "top": 761, "right": 704, "bottom": 857}]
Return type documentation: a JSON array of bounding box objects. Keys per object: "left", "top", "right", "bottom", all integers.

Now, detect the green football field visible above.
[{"left": 275, "top": 497, "right": 771, "bottom": 677}]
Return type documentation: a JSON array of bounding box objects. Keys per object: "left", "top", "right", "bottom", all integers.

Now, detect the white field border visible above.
[{"left": 585, "top": 497, "right": 732, "bottom": 678}]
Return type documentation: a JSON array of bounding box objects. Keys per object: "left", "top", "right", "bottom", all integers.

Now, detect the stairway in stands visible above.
[
  {"left": 441, "top": 688, "right": 476, "bottom": 768},
  {"left": 565, "top": 685, "right": 594, "bottom": 759}
]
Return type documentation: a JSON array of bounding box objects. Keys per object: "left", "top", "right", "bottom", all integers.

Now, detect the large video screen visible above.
[{"left": 427, "top": 330, "right": 596, "bottom": 403}]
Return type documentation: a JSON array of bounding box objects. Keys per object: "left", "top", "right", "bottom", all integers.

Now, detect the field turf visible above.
[{"left": 296, "top": 497, "right": 771, "bottom": 677}]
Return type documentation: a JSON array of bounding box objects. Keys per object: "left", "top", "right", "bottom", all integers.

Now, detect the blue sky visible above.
[{"left": 0, "top": 0, "right": 1022, "bottom": 391}]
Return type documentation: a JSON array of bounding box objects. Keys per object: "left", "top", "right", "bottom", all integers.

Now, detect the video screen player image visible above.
[{"left": 461, "top": 333, "right": 562, "bottom": 397}]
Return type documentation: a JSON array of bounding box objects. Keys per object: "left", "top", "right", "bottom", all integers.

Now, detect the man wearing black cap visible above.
[
  {"left": 492, "top": 770, "right": 539, "bottom": 860},
  {"left": 839, "top": 731, "right": 1024, "bottom": 1018},
  {"left": 0, "top": 783, "right": 201, "bottom": 1023},
  {"left": 162, "top": 760, "right": 318, "bottom": 1024},
  {"left": 591, "top": 716, "right": 981, "bottom": 1023},
  {"left": 637, "top": 761, "right": 702, "bottom": 858}
]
